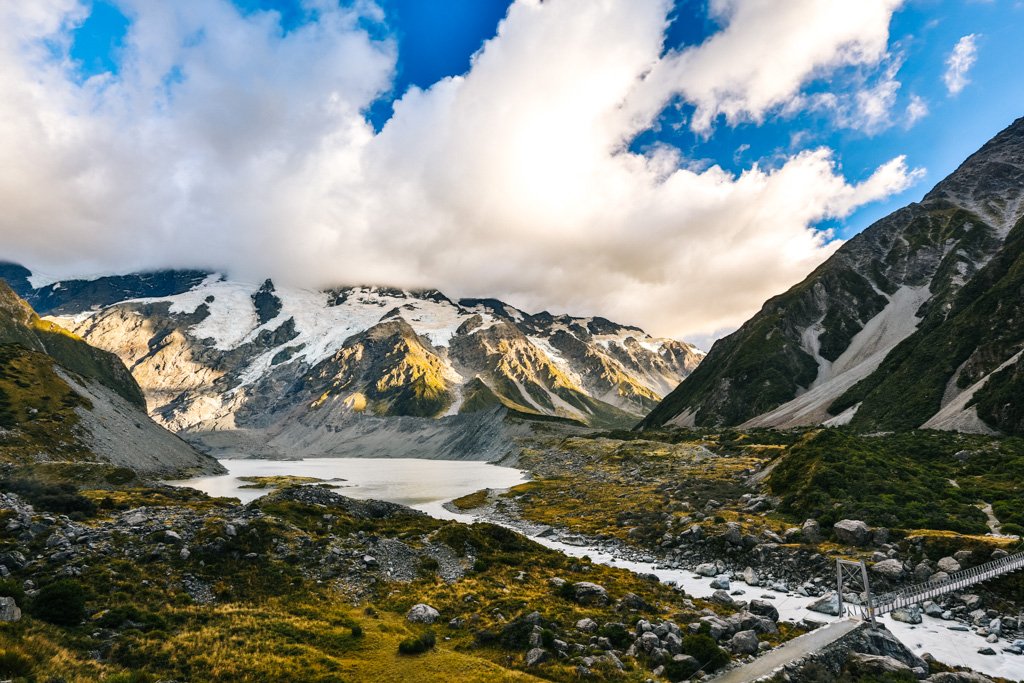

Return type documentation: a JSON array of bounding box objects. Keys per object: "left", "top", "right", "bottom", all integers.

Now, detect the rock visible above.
[
  {"left": 0, "top": 597, "right": 20, "bottom": 622},
  {"left": 700, "top": 615, "right": 732, "bottom": 640},
  {"left": 525, "top": 648, "right": 549, "bottom": 667},
  {"left": 989, "top": 618, "right": 1002, "bottom": 636},
  {"left": 891, "top": 606, "right": 923, "bottom": 625},
  {"left": 937, "top": 557, "right": 961, "bottom": 573},
  {"left": 742, "top": 567, "right": 760, "bottom": 586},
  {"left": 722, "top": 523, "right": 743, "bottom": 546},
  {"left": 914, "top": 562, "right": 934, "bottom": 581},
  {"left": 711, "top": 590, "right": 734, "bottom": 607},
  {"left": 694, "top": 563, "right": 717, "bottom": 577},
  {"left": 730, "top": 630, "right": 759, "bottom": 655},
  {"left": 406, "top": 604, "right": 440, "bottom": 624},
  {"left": 576, "top": 618, "right": 598, "bottom": 633},
  {"left": 848, "top": 652, "right": 914, "bottom": 676},
  {"left": 928, "top": 673, "right": 996, "bottom": 683},
  {"left": 871, "top": 559, "right": 905, "bottom": 579},
  {"left": 953, "top": 550, "right": 973, "bottom": 562},
  {"left": 808, "top": 593, "right": 841, "bottom": 616},
  {"left": 833, "top": 519, "right": 872, "bottom": 546},
  {"left": 572, "top": 582, "right": 609, "bottom": 605},
  {"left": 801, "top": 519, "right": 822, "bottom": 543},
  {"left": 749, "top": 599, "right": 779, "bottom": 622},
  {"left": 710, "top": 575, "right": 731, "bottom": 590},
  {"left": 959, "top": 594, "right": 982, "bottom": 610},
  {"left": 978, "top": 647, "right": 996, "bottom": 656},
  {"left": 922, "top": 601, "right": 944, "bottom": 617}
]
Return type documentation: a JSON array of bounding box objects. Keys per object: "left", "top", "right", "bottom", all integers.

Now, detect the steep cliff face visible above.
[
  {"left": 0, "top": 270, "right": 703, "bottom": 458},
  {"left": 0, "top": 281, "right": 222, "bottom": 476},
  {"left": 642, "top": 116, "right": 1024, "bottom": 435}
]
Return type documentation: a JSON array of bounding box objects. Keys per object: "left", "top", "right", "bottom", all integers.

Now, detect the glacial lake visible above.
[{"left": 166, "top": 457, "right": 528, "bottom": 517}]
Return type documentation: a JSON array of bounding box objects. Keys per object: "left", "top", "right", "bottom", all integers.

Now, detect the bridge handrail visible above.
[{"left": 870, "top": 551, "right": 1024, "bottom": 614}]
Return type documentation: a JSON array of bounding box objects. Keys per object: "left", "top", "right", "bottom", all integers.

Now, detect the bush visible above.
[
  {"left": 0, "top": 578, "right": 25, "bottom": 604},
  {"left": 398, "top": 630, "right": 436, "bottom": 655},
  {"left": 30, "top": 579, "right": 87, "bottom": 626},
  {"left": 0, "top": 650, "right": 33, "bottom": 678},
  {"left": 350, "top": 625, "right": 363, "bottom": 638},
  {"left": 102, "top": 673, "right": 155, "bottom": 683},
  {"left": 598, "top": 623, "right": 631, "bottom": 649},
  {"left": 680, "top": 633, "right": 729, "bottom": 673}
]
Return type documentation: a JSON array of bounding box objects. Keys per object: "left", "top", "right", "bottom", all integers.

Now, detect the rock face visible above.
[
  {"left": 640, "top": 116, "right": 1024, "bottom": 435},
  {"left": 1, "top": 269, "right": 703, "bottom": 458},
  {"left": 0, "top": 281, "right": 222, "bottom": 477}
]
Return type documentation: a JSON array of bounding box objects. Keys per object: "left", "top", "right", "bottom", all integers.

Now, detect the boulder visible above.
[
  {"left": 710, "top": 575, "right": 731, "bottom": 590},
  {"left": 730, "top": 630, "right": 759, "bottom": 655},
  {"left": 937, "top": 557, "right": 961, "bottom": 573},
  {"left": 801, "top": 519, "right": 822, "bottom": 543},
  {"left": 575, "top": 618, "right": 598, "bottom": 633},
  {"left": 891, "top": 606, "right": 923, "bottom": 625},
  {"left": 808, "top": 593, "right": 841, "bottom": 616},
  {"left": 847, "top": 653, "right": 914, "bottom": 677},
  {"left": 833, "top": 520, "right": 872, "bottom": 546},
  {"left": 694, "top": 563, "right": 718, "bottom": 577},
  {"left": 749, "top": 599, "right": 779, "bottom": 622},
  {"left": 0, "top": 597, "right": 20, "bottom": 622},
  {"left": 871, "top": 559, "right": 905, "bottom": 579},
  {"left": 927, "top": 673, "right": 995, "bottom": 683},
  {"left": 742, "top": 567, "right": 760, "bottom": 586},
  {"left": 711, "top": 590, "right": 735, "bottom": 607},
  {"left": 525, "top": 648, "right": 549, "bottom": 667},
  {"left": 722, "top": 523, "right": 743, "bottom": 546},
  {"left": 406, "top": 603, "right": 440, "bottom": 624},
  {"left": 572, "top": 582, "right": 609, "bottom": 605}
]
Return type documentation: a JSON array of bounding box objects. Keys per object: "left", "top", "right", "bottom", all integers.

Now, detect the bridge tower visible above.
[{"left": 836, "top": 559, "right": 876, "bottom": 625}]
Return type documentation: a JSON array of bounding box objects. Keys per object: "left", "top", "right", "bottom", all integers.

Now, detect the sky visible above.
[{"left": 1, "top": 1, "right": 1022, "bottom": 345}]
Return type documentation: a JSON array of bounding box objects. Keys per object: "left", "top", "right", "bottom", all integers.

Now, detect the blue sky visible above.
[{"left": 5, "top": 0, "right": 1024, "bottom": 339}]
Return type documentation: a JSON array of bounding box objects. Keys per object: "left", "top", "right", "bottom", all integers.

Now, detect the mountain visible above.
[
  {"left": 641, "top": 116, "right": 1024, "bottom": 436},
  {"left": 0, "top": 280, "right": 223, "bottom": 476},
  {"left": 2, "top": 269, "right": 702, "bottom": 459}
]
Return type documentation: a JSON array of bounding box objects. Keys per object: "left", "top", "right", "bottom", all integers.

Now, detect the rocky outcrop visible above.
[{"left": 641, "top": 116, "right": 1024, "bottom": 435}]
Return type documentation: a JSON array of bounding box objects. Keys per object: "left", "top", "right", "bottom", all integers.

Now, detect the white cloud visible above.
[
  {"left": 630, "top": 0, "right": 906, "bottom": 133},
  {"left": 0, "top": 0, "right": 923, "bottom": 339},
  {"left": 944, "top": 34, "right": 979, "bottom": 95},
  {"left": 905, "top": 94, "right": 929, "bottom": 126}
]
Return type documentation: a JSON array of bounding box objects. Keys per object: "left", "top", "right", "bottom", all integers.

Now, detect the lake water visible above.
[{"left": 166, "top": 457, "right": 528, "bottom": 516}]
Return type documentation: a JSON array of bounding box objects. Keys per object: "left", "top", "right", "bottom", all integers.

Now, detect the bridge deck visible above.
[{"left": 711, "top": 619, "right": 862, "bottom": 682}]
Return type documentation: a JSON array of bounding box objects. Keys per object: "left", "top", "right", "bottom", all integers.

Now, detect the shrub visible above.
[
  {"left": 0, "top": 578, "right": 25, "bottom": 604},
  {"left": 0, "top": 650, "right": 33, "bottom": 678},
  {"left": 350, "top": 625, "right": 363, "bottom": 638},
  {"left": 30, "top": 579, "right": 87, "bottom": 626},
  {"left": 680, "top": 633, "right": 729, "bottom": 673},
  {"left": 598, "top": 623, "right": 631, "bottom": 649},
  {"left": 398, "top": 630, "right": 436, "bottom": 655}
]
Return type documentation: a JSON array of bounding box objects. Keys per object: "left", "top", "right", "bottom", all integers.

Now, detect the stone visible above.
[
  {"left": 891, "top": 606, "right": 923, "bottom": 624},
  {"left": 913, "top": 562, "right": 934, "bottom": 581},
  {"left": 989, "top": 618, "right": 1002, "bottom": 636},
  {"left": 749, "top": 599, "right": 779, "bottom": 622},
  {"left": 694, "top": 563, "right": 717, "bottom": 577},
  {"left": 808, "top": 593, "right": 841, "bottom": 616},
  {"left": 833, "top": 519, "right": 872, "bottom": 546},
  {"left": 937, "top": 556, "right": 961, "bottom": 573},
  {"left": 847, "top": 652, "right": 913, "bottom": 676},
  {"left": 960, "top": 594, "right": 983, "bottom": 610},
  {"left": 928, "top": 673, "right": 996, "bottom": 683},
  {"left": 525, "top": 648, "right": 549, "bottom": 667},
  {"left": 722, "top": 523, "right": 743, "bottom": 546},
  {"left": 572, "top": 582, "right": 609, "bottom": 605},
  {"left": 922, "top": 601, "right": 944, "bottom": 617},
  {"left": 711, "top": 590, "right": 734, "bottom": 607},
  {"left": 406, "top": 604, "right": 440, "bottom": 624},
  {"left": 575, "top": 618, "right": 598, "bottom": 633},
  {"left": 710, "top": 575, "right": 731, "bottom": 590},
  {"left": 801, "top": 519, "right": 822, "bottom": 543},
  {"left": 978, "top": 647, "right": 996, "bottom": 656},
  {"left": 742, "top": 567, "right": 760, "bottom": 586},
  {"left": 0, "top": 597, "right": 20, "bottom": 622},
  {"left": 730, "top": 630, "right": 759, "bottom": 655},
  {"left": 871, "top": 559, "right": 905, "bottom": 579}
]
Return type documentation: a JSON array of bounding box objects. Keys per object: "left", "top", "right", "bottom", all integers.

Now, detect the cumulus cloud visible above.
[
  {"left": 944, "top": 34, "right": 979, "bottom": 95},
  {"left": 0, "top": 0, "right": 923, "bottom": 339}
]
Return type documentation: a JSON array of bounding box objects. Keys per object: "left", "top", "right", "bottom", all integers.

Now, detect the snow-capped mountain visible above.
[
  {"left": 641, "top": 116, "right": 1024, "bottom": 436},
  {"left": 0, "top": 264, "right": 701, "bottom": 458}
]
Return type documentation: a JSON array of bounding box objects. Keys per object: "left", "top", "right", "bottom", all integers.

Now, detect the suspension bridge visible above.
[{"left": 713, "top": 549, "right": 1024, "bottom": 682}]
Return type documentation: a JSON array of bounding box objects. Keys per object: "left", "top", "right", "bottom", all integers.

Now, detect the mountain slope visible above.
[
  {"left": 1, "top": 269, "right": 702, "bottom": 458},
  {"left": 641, "top": 116, "right": 1024, "bottom": 435},
  {"left": 0, "top": 281, "right": 223, "bottom": 476}
]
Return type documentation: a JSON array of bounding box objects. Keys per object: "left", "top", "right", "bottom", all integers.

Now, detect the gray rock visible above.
[
  {"left": 808, "top": 593, "right": 841, "bottom": 616},
  {"left": 694, "top": 562, "right": 717, "bottom": 577},
  {"left": 928, "top": 673, "right": 996, "bottom": 683},
  {"left": 749, "top": 599, "right": 779, "bottom": 622},
  {"left": 575, "top": 617, "right": 598, "bottom": 632},
  {"left": 801, "top": 519, "right": 822, "bottom": 543},
  {"left": 572, "top": 582, "right": 609, "bottom": 605},
  {"left": 722, "top": 523, "right": 743, "bottom": 546},
  {"left": 525, "top": 648, "right": 548, "bottom": 667},
  {"left": 710, "top": 575, "right": 731, "bottom": 590},
  {"left": 848, "top": 652, "right": 913, "bottom": 676},
  {"left": 891, "top": 606, "right": 923, "bottom": 625},
  {"left": 730, "top": 630, "right": 759, "bottom": 655},
  {"left": 922, "top": 600, "right": 944, "bottom": 617},
  {"left": 833, "top": 519, "right": 872, "bottom": 546},
  {"left": 711, "top": 590, "right": 735, "bottom": 606},
  {"left": 0, "top": 597, "right": 20, "bottom": 622},
  {"left": 742, "top": 566, "right": 760, "bottom": 586},
  {"left": 937, "top": 556, "right": 961, "bottom": 573},
  {"left": 406, "top": 603, "right": 440, "bottom": 624},
  {"left": 871, "top": 559, "right": 905, "bottom": 579}
]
